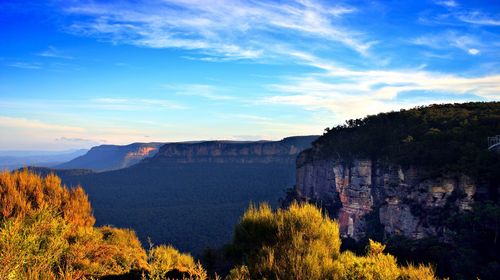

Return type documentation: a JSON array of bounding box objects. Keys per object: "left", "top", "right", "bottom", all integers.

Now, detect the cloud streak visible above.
[
  {"left": 164, "top": 84, "right": 235, "bottom": 101},
  {"left": 63, "top": 0, "right": 372, "bottom": 60},
  {"left": 412, "top": 31, "right": 481, "bottom": 55},
  {"left": 8, "top": 62, "right": 42, "bottom": 70},
  {"left": 456, "top": 11, "right": 500, "bottom": 26},
  {"left": 263, "top": 53, "right": 499, "bottom": 122},
  {"left": 36, "top": 46, "right": 74, "bottom": 59},
  {"left": 90, "top": 98, "right": 186, "bottom": 110}
]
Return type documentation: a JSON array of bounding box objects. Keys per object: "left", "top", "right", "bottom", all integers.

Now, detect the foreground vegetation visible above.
[
  {"left": 0, "top": 170, "right": 206, "bottom": 279},
  {"left": 226, "top": 203, "right": 436, "bottom": 280},
  {"left": 0, "top": 170, "right": 437, "bottom": 279}
]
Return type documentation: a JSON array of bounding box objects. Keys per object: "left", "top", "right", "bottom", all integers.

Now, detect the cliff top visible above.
[{"left": 302, "top": 102, "right": 500, "bottom": 179}]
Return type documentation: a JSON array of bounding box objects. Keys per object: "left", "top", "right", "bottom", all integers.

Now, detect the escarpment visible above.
[
  {"left": 296, "top": 155, "right": 478, "bottom": 240},
  {"left": 294, "top": 102, "right": 500, "bottom": 241},
  {"left": 143, "top": 136, "right": 318, "bottom": 164},
  {"left": 57, "top": 142, "right": 163, "bottom": 171}
]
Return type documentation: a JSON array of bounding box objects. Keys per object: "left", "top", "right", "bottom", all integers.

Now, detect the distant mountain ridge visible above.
[
  {"left": 0, "top": 149, "right": 87, "bottom": 171},
  {"left": 144, "top": 136, "right": 319, "bottom": 164},
  {"left": 56, "top": 142, "right": 163, "bottom": 172}
]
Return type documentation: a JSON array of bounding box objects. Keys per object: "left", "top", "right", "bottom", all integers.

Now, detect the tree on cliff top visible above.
[{"left": 314, "top": 102, "right": 500, "bottom": 181}]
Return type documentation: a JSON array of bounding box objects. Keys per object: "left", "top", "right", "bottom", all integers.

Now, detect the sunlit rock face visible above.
[
  {"left": 123, "top": 146, "right": 158, "bottom": 166},
  {"left": 296, "top": 153, "right": 478, "bottom": 240},
  {"left": 57, "top": 143, "right": 163, "bottom": 172}
]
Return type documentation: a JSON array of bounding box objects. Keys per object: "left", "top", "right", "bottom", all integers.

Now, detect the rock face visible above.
[
  {"left": 145, "top": 136, "right": 318, "bottom": 164},
  {"left": 57, "top": 143, "right": 163, "bottom": 172},
  {"left": 296, "top": 154, "right": 477, "bottom": 240}
]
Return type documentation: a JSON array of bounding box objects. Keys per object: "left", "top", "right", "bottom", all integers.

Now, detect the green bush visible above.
[{"left": 229, "top": 202, "right": 438, "bottom": 280}]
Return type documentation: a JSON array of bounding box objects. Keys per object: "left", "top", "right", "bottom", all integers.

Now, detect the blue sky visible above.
[{"left": 1, "top": 0, "right": 499, "bottom": 150}]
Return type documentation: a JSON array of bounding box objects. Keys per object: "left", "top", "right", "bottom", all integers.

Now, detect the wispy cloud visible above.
[
  {"left": 90, "top": 98, "right": 186, "bottom": 110},
  {"left": 164, "top": 84, "right": 235, "bottom": 101},
  {"left": 63, "top": 0, "right": 372, "bottom": 60},
  {"left": 456, "top": 11, "right": 500, "bottom": 26},
  {"left": 36, "top": 46, "right": 74, "bottom": 59},
  {"left": 0, "top": 116, "right": 83, "bottom": 132},
  {"left": 262, "top": 53, "right": 499, "bottom": 122},
  {"left": 8, "top": 62, "right": 42, "bottom": 69},
  {"left": 412, "top": 31, "right": 481, "bottom": 55},
  {"left": 435, "top": 0, "right": 458, "bottom": 8},
  {"left": 422, "top": 2, "right": 500, "bottom": 27},
  {"left": 55, "top": 137, "right": 94, "bottom": 142}
]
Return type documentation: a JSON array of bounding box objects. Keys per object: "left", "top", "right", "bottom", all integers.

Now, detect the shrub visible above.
[
  {"left": 148, "top": 245, "right": 207, "bottom": 279},
  {"left": 332, "top": 242, "right": 400, "bottom": 280},
  {"left": 0, "top": 170, "right": 94, "bottom": 227},
  {"left": 229, "top": 203, "right": 439, "bottom": 280},
  {"left": 225, "top": 265, "right": 250, "bottom": 280},
  {"left": 230, "top": 202, "right": 341, "bottom": 280},
  {"left": 63, "top": 226, "right": 148, "bottom": 277},
  {"left": 0, "top": 209, "right": 74, "bottom": 279}
]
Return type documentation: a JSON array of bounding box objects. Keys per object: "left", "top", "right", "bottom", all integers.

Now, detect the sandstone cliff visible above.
[
  {"left": 296, "top": 152, "right": 480, "bottom": 241},
  {"left": 294, "top": 103, "right": 500, "bottom": 241},
  {"left": 144, "top": 136, "right": 318, "bottom": 164},
  {"left": 57, "top": 143, "right": 163, "bottom": 172}
]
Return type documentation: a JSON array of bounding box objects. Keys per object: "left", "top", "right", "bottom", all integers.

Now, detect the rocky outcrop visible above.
[
  {"left": 57, "top": 143, "right": 163, "bottom": 172},
  {"left": 296, "top": 155, "right": 477, "bottom": 240},
  {"left": 145, "top": 136, "right": 318, "bottom": 164}
]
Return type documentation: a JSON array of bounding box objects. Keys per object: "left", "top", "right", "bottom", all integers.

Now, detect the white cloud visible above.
[
  {"left": 412, "top": 31, "right": 481, "bottom": 55},
  {"left": 0, "top": 116, "right": 83, "bottom": 132},
  {"left": 8, "top": 62, "right": 42, "bottom": 70},
  {"left": 435, "top": 0, "right": 458, "bottom": 8},
  {"left": 262, "top": 53, "right": 500, "bottom": 122},
  {"left": 164, "top": 84, "right": 235, "bottom": 100},
  {"left": 63, "top": 0, "right": 372, "bottom": 59},
  {"left": 457, "top": 11, "right": 500, "bottom": 26},
  {"left": 36, "top": 46, "right": 73, "bottom": 59},
  {"left": 90, "top": 98, "right": 186, "bottom": 110},
  {"left": 468, "top": 48, "right": 480, "bottom": 55}
]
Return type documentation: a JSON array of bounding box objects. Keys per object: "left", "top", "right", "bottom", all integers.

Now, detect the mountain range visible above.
[
  {"left": 29, "top": 135, "right": 318, "bottom": 254},
  {"left": 0, "top": 149, "right": 87, "bottom": 170},
  {"left": 56, "top": 142, "right": 164, "bottom": 172}
]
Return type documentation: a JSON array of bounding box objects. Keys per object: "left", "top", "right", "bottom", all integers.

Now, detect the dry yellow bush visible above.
[
  {"left": 229, "top": 203, "right": 439, "bottom": 280},
  {"left": 0, "top": 170, "right": 94, "bottom": 228},
  {"left": 0, "top": 170, "right": 200, "bottom": 280},
  {"left": 148, "top": 245, "right": 207, "bottom": 279}
]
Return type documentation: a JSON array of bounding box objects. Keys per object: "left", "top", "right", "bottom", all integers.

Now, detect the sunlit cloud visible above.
[
  {"left": 263, "top": 55, "right": 499, "bottom": 122},
  {"left": 0, "top": 116, "right": 84, "bottom": 132}
]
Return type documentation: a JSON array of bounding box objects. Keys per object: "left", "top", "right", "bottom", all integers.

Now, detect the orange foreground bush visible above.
[{"left": 0, "top": 170, "right": 205, "bottom": 280}]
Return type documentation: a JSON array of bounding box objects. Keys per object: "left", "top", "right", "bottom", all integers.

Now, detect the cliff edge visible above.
[{"left": 295, "top": 102, "right": 500, "bottom": 241}]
